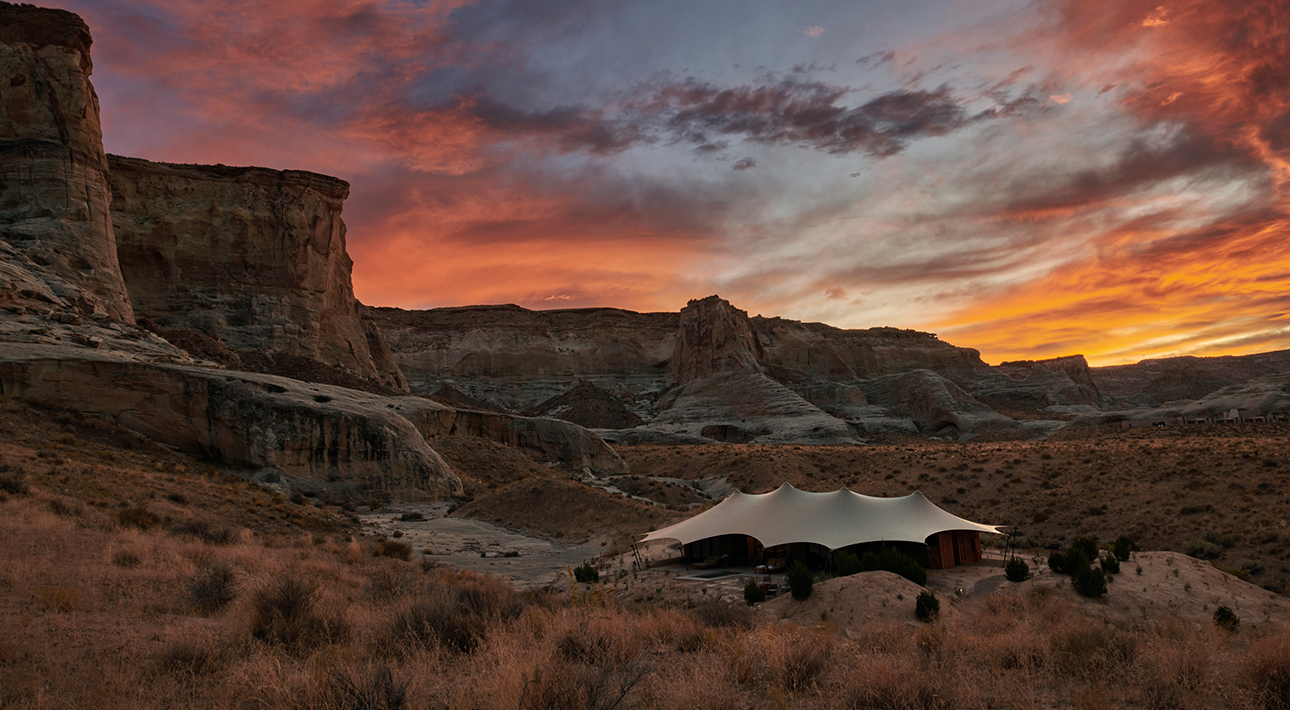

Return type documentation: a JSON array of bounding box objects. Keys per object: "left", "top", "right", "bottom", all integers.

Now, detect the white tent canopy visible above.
[{"left": 640, "top": 484, "right": 1003, "bottom": 550}]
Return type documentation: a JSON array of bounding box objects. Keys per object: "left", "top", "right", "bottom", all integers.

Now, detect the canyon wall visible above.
[
  {"left": 108, "top": 156, "right": 407, "bottom": 393},
  {"left": 0, "top": 3, "right": 133, "bottom": 321}
]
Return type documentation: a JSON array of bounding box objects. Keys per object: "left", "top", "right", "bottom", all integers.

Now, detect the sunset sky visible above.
[{"left": 57, "top": 0, "right": 1289, "bottom": 366}]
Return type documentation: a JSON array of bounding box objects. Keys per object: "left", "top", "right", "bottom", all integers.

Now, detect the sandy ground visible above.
[{"left": 360, "top": 502, "right": 603, "bottom": 588}]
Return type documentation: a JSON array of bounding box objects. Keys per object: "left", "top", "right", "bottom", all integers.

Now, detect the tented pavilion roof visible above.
[{"left": 640, "top": 484, "right": 1004, "bottom": 550}]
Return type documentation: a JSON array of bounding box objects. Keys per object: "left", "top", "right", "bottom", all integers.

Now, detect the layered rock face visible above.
[
  {"left": 373, "top": 304, "right": 678, "bottom": 412},
  {"left": 108, "top": 156, "right": 406, "bottom": 393},
  {"left": 0, "top": 344, "right": 459, "bottom": 498},
  {"left": 377, "top": 296, "right": 1041, "bottom": 441},
  {"left": 0, "top": 3, "right": 133, "bottom": 321}
]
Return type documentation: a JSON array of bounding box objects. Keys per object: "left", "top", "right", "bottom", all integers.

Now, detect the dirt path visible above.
[{"left": 360, "top": 503, "right": 603, "bottom": 588}]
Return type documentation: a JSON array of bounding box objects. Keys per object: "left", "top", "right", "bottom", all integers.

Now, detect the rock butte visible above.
[{"left": 0, "top": 2, "right": 624, "bottom": 499}]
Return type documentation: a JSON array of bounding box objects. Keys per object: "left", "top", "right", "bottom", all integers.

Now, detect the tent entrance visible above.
[
  {"left": 682, "top": 534, "right": 760, "bottom": 565},
  {"left": 925, "top": 530, "right": 982, "bottom": 569}
]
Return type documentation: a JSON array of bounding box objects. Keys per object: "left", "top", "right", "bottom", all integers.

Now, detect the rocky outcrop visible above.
[
  {"left": 1068, "top": 374, "right": 1290, "bottom": 429},
  {"left": 375, "top": 296, "right": 1039, "bottom": 441},
  {"left": 978, "top": 355, "right": 1105, "bottom": 409},
  {"left": 372, "top": 304, "right": 678, "bottom": 413},
  {"left": 0, "top": 3, "right": 133, "bottom": 322},
  {"left": 0, "top": 344, "right": 460, "bottom": 498},
  {"left": 532, "top": 380, "right": 643, "bottom": 429},
  {"left": 108, "top": 156, "right": 407, "bottom": 393},
  {"left": 1089, "top": 351, "right": 1290, "bottom": 403},
  {"left": 394, "top": 397, "right": 629, "bottom": 476},
  {"left": 858, "top": 370, "right": 1015, "bottom": 436}
]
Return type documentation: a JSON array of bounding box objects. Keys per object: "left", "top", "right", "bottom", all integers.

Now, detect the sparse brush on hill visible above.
[
  {"left": 787, "top": 560, "right": 813, "bottom": 600},
  {"left": 915, "top": 591, "right": 940, "bottom": 622},
  {"left": 1048, "top": 536, "right": 1116, "bottom": 598}
]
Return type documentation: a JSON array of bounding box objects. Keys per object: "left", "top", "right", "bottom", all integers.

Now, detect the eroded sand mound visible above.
[{"left": 760, "top": 571, "right": 952, "bottom": 632}]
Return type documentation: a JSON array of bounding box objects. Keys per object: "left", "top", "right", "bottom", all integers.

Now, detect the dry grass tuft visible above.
[{"left": 247, "top": 575, "right": 349, "bottom": 652}]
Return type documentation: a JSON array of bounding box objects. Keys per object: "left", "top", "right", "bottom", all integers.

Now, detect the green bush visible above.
[
  {"left": 1048, "top": 550, "right": 1067, "bottom": 573},
  {"left": 573, "top": 562, "right": 599, "bottom": 584},
  {"left": 1113, "top": 535, "right": 1136, "bottom": 561},
  {"left": 1100, "top": 554, "right": 1121, "bottom": 574},
  {"left": 1072, "top": 567, "right": 1107, "bottom": 598},
  {"left": 1213, "top": 605, "right": 1240, "bottom": 631},
  {"left": 1005, "top": 557, "right": 1029, "bottom": 582},
  {"left": 0, "top": 470, "right": 29, "bottom": 496},
  {"left": 743, "top": 579, "right": 766, "bottom": 606},
  {"left": 1070, "top": 536, "right": 1099, "bottom": 561},
  {"left": 116, "top": 505, "right": 162, "bottom": 530},
  {"left": 786, "top": 561, "right": 813, "bottom": 600},
  {"left": 855, "top": 547, "right": 927, "bottom": 586},
  {"left": 835, "top": 551, "right": 862, "bottom": 577},
  {"left": 915, "top": 591, "right": 939, "bottom": 622}
]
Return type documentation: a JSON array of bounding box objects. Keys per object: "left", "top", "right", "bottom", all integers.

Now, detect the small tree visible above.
[
  {"left": 1113, "top": 535, "right": 1136, "bottom": 561},
  {"left": 915, "top": 591, "right": 940, "bottom": 622},
  {"left": 1072, "top": 566, "right": 1107, "bottom": 598},
  {"left": 1100, "top": 553, "right": 1121, "bottom": 574},
  {"left": 1213, "top": 605, "right": 1240, "bottom": 632},
  {"left": 786, "top": 561, "right": 813, "bottom": 600},
  {"left": 573, "top": 563, "right": 599, "bottom": 584},
  {"left": 1005, "top": 557, "right": 1029, "bottom": 582},
  {"left": 743, "top": 579, "right": 766, "bottom": 606},
  {"left": 835, "top": 551, "right": 862, "bottom": 577}
]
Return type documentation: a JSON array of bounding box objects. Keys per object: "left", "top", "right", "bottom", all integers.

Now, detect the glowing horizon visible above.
[{"left": 54, "top": 0, "right": 1290, "bottom": 367}]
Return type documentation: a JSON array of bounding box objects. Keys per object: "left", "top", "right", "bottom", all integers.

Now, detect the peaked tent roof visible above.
[{"left": 640, "top": 484, "right": 1003, "bottom": 550}]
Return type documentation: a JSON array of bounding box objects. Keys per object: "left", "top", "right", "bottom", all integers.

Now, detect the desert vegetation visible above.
[{"left": 5, "top": 395, "right": 1290, "bottom": 708}]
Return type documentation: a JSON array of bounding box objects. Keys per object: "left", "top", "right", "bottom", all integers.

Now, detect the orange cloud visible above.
[{"left": 939, "top": 0, "right": 1290, "bottom": 365}]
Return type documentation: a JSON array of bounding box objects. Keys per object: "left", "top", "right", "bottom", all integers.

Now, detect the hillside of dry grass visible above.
[
  {"left": 616, "top": 424, "right": 1290, "bottom": 593},
  {"left": 4, "top": 394, "right": 1290, "bottom": 708}
]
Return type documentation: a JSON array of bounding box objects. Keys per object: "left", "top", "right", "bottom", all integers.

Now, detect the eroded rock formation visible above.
[
  {"left": 108, "top": 156, "right": 407, "bottom": 393},
  {"left": 0, "top": 3, "right": 133, "bottom": 321},
  {"left": 0, "top": 344, "right": 459, "bottom": 498},
  {"left": 376, "top": 296, "right": 1035, "bottom": 441}
]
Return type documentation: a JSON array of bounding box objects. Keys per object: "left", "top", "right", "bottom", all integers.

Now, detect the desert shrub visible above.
[
  {"left": 156, "top": 640, "right": 226, "bottom": 677},
  {"left": 1070, "top": 536, "right": 1099, "bottom": 561},
  {"left": 1005, "top": 557, "right": 1030, "bottom": 582},
  {"left": 1244, "top": 635, "right": 1290, "bottom": 710},
  {"left": 248, "top": 576, "right": 347, "bottom": 651},
  {"left": 1072, "top": 567, "right": 1107, "bottom": 598},
  {"left": 1048, "top": 550, "right": 1067, "bottom": 573},
  {"left": 693, "top": 599, "right": 754, "bottom": 629},
  {"left": 1185, "top": 539, "right": 1222, "bottom": 560},
  {"left": 111, "top": 550, "right": 142, "bottom": 568},
  {"left": 842, "top": 660, "right": 952, "bottom": 710},
  {"left": 915, "top": 591, "right": 939, "bottom": 622},
  {"left": 48, "top": 498, "right": 83, "bottom": 518},
  {"left": 398, "top": 511, "right": 424, "bottom": 521},
  {"left": 521, "top": 656, "right": 650, "bottom": 710},
  {"left": 188, "top": 563, "right": 238, "bottom": 615},
  {"left": 743, "top": 579, "right": 766, "bottom": 606},
  {"left": 322, "top": 665, "right": 408, "bottom": 710},
  {"left": 1100, "top": 554, "right": 1121, "bottom": 574},
  {"left": 373, "top": 540, "right": 412, "bottom": 561},
  {"left": 383, "top": 576, "right": 523, "bottom": 654},
  {"left": 1113, "top": 535, "right": 1136, "bottom": 561},
  {"left": 170, "top": 519, "right": 236, "bottom": 545},
  {"left": 835, "top": 550, "right": 862, "bottom": 577},
  {"left": 776, "top": 639, "right": 832, "bottom": 692},
  {"left": 857, "top": 547, "right": 928, "bottom": 586},
  {"left": 117, "top": 505, "right": 162, "bottom": 530},
  {"left": 1213, "top": 605, "right": 1240, "bottom": 632},
  {"left": 786, "top": 561, "right": 813, "bottom": 600},
  {"left": 574, "top": 562, "right": 600, "bottom": 583},
  {"left": 0, "top": 471, "right": 29, "bottom": 496},
  {"left": 36, "top": 586, "right": 79, "bottom": 612},
  {"left": 1050, "top": 625, "right": 1136, "bottom": 678},
  {"left": 386, "top": 598, "right": 483, "bottom": 653}
]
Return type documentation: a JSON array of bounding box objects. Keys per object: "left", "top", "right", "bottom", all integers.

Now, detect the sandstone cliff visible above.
[
  {"left": 0, "top": 344, "right": 459, "bottom": 498},
  {"left": 108, "top": 156, "right": 407, "bottom": 393},
  {"left": 375, "top": 296, "right": 1036, "bottom": 441},
  {"left": 0, "top": 3, "right": 133, "bottom": 321}
]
